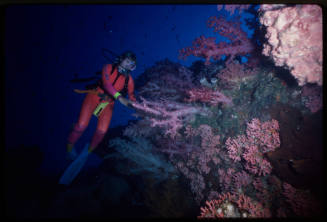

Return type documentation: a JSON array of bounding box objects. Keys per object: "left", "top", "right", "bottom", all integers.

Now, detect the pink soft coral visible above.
[
  {"left": 225, "top": 118, "right": 280, "bottom": 176},
  {"left": 260, "top": 5, "right": 322, "bottom": 86}
]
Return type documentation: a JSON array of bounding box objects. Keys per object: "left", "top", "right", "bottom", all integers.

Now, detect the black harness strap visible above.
[{"left": 109, "top": 65, "right": 130, "bottom": 96}]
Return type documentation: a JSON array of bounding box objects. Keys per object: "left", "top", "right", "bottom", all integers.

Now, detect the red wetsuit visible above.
[{"left": 67, "top": 64, "right": 136, "bottom": 150}]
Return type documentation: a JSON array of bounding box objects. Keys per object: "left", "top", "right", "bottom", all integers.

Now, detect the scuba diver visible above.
[{"left": 59, "top": 51, "right": 137, "bottom": 185}]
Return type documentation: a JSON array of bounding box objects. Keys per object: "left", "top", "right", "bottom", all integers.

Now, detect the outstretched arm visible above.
[
  {"left": 102, "top": 64, "right": 122, "bottom": 100},
  {"left": 127, "top": 75, "right": 136, "bottom": 102}
]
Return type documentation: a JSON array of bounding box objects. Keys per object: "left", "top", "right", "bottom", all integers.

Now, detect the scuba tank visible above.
[
  {"left": 69, "top": 48, "right": 117, "bottom": 85},
  {"left": 69, "top": 48, "right": 130, "bottom": 95}
]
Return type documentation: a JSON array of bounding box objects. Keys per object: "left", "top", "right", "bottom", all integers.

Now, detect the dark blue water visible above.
[{"left": 4, "top": 5, "right": 254, "bottom": 176}]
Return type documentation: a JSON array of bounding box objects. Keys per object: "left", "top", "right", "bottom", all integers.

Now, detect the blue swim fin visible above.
[
  {"left": 66, "top": 146, "right": 78, "bottom": 161},
  {"left": 59, "top": 143, "right": 90, "bottom": 185}
]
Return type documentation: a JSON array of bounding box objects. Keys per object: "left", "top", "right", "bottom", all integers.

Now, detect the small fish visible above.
[
  {"left": 104, "top": 16, "right": 113, "bottom": 32},
  {"left": 281, "top": 80, "right": 287, "bottom": 86},
  {"left": 104, "top": 22, "right": 112, "bottom": 32}
]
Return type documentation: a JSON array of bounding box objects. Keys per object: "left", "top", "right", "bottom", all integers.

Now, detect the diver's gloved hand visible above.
[{"left": 118, "top": 97, "right": 133, "bottom": 107}]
